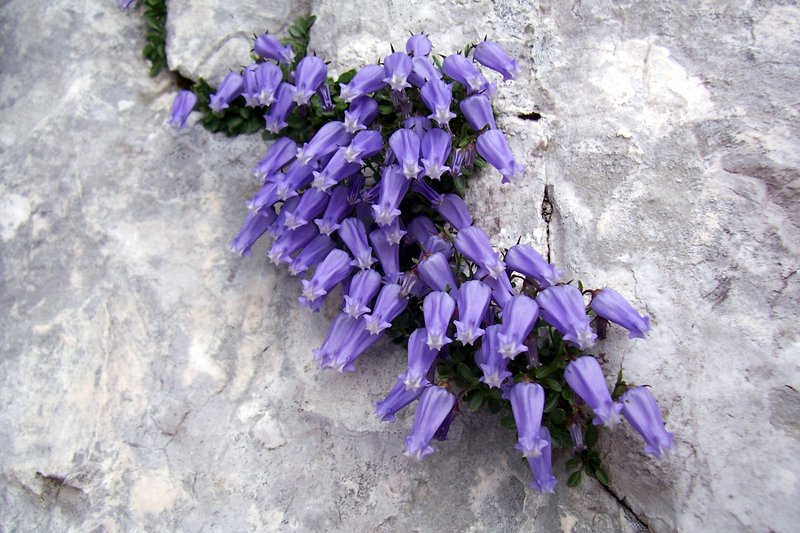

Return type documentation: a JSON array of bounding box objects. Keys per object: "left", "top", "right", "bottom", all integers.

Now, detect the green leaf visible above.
[
  {"left": 585, "top": 424, "right": 599, "bottom": 448},
  {"left": 500, "top": 415, "right": 516, "bottom": 430},
  {"left": 543, "top": 378, "right": 562, "bottom": 392},
  {"left": 594, "top": 466, "right": 610, "bottom": 486},
  {"left": 543, "top": 392, "right": 559, "bottom": 412},
  {"left": 565, "top": 457, "right": 583, "bottom": 469},
  {"left": 469, "top": 391, "right": 485, "bottom": 412},
  {"left": 458, "top": 363, "right": 476, "bottom": 382},
  {"left": 549, "top": 407, "right": 566, "bottom": 424},
  {"left": 567, "top": 470, "right": 582, "bottom": 487}
]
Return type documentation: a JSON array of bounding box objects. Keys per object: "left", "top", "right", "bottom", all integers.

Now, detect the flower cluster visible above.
[{"left": 171, "top": 23, "right": 672, "bottom": 492}]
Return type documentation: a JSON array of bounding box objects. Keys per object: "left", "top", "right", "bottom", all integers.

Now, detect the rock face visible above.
[{"left": 0, "top": 1, "right": 797, "bottom": 532}]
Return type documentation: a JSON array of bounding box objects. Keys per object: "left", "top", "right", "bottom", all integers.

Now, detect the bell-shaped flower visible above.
[
  {"left": 402, "top": 329, "right": 440, "bottom": 391},
  {"left": 252, "top": 137, "right": 297, "bottom": 181},
  {"left": 450, "top": 144, "right": 476, "bottom": 176},
  {"left": 293, "top": 56, "right": 327, "bottom": 105},
  {"left": 453, "top": 280, "right": 492, "bottom": 345},
  {"left": 275, "top": 161, "right": 315, "bottom": 201},
  {"left": 382, "top": 218, "right": 407, "bottom": 246},
  {"left": 267, "top": 223, "right": 318, "bottom": 265},
  {"left": 369, "top": 228, "right": 400, "bottom": 283},
  {"left": 416, "top": 252, "right": 457, "bottom": 293},
  {"left": 459, "top": 94, "right": 497, "bottom": 131},
  {"left": 433, "top": 408, "right": 457, "bottom": 441},
  {"left": 242, "top": 63, "right": 282, "bottom": 107},
  {"left": 423, "top": 291, "right": 455, "bottom": 350},
  {"left": 437, "top": 194, "right": 472, "bottom": 230},
  {"left": 299, "top": 249, "right": 353, "bottom": 310},
  {"left": 338, "top": 217, "right": 375, "bottom": 270},
  {"left": 404, "top": 116, "right": 432, "bottom": 136},
  {"left": 407, "top": 216, "right": 438, "bottom": 247},
  {"left": 505, "top": 244, "right": 562, "bottom": 288},
  {"left": 536, "top": 285, "right": 597, "bottom": 350},
  {"left": 312, "top": 148, "right": 362, "bottom": 191},
  {"left": 497, "top": 295, "right": 540, "bottom": 359},
  {"left": 590, "top": 288, "right": 650, "bottom": 339},
  {"left": 339, "top": 64, "right": 387, "bottom": 103},
  {"left": 484, "top": 271, "right": 514, "bottom": 309},
  {"left": 320, "top": 315, "right": 383, "bottom": 372},
  {"left": 509, "top": 381, "right": 549, "bottom": 458},
  {"left": 343, "top": 269, "right": 382, "bottom": 318},
  {"left": 409, "top": 56, "right": 442, "bottom": 88},
  {"left": 419, "top": 79, "right": 456, "bottom": 127},
  {"left": 389, "top": 128, "right": 422, "bottom": 179},
  {"left": 288, "top": 234, "right": 335, "bottom": 276},
  {"left": 473, "top": 40, "right": 518, "bottom": 81},
  {"left": 343, "top": 96, "right": 379, "bottom": 134},
  {"left": 406, "top": 33, "right": 432, "bottom": 57},
  {"left": 254, "top": 33, "right": 294, "bottom": 64},
  {"left": 568, "top": 421, "right": 586, "bottom": 452},
  {"left": 527, "top": 427, "right": 557, "bottom": 493},
  {"left": 296, "top": 121, "right": 351, "bottom": 166},
  {"left": 454, "top": 226, "right": 505, "bottom": 279},
  {"left": 476, "top": 129, "right": 525, "bottom": 183},
  {"left": 266, "top": 196, "right": 299, "bottom": 238},
  {"left": 564, "top": 356, "right": 622, "bottom": 427},
  {"left": 383, "top": 52, "right": 413, "bottom": 92},
  {"left": 170, "top": 90, "right": 197, "bottom": 129},
  {"left": 209, "top": 72, "right": 243, "bottom": 112},
  {"left": 264, "top": 82, "right": 297, "bottom": 133},
  {"left": 229, "top": 210, "right": 275, "bottom": 256},
  {"left": 404, "top": 386, "right": 456, "bottom": 459},
  {"left": 412, "top": 178, "right": 443, "bottom": 206},
  {"left": 619, "top": 386, "right": 674, "bottom": 458},
  {"left": 424, "top": 235, "right": 453, "bottom": 257},
  {"left": 376, "top": 376, "right": 425, "bottom": 422},
  {"left": 313, "top": 313, "right": 354, "bottom": 366},
  {"left": 363, "top": 283, "right": 409, "bottom": 335},
  {"left": 372, "top": 165, "right": 411, "bottom": 226},
  {"left": 314, "top": 185, "right": 353, "bottom": 236},
  {"left": 476, "top": 325, "right": 511, "bottom": 388},
  {"left": 283, "top": 187, "right": 330, "bottom": 230},
  {"left": 442, "top": 54, "right": 490, "bottom": 93},
  {"left": 343, "top": 130, "right": 383, "bottom": 165},
  {"left": 420, "top": 128, "right": 452, "bottom": 180}
]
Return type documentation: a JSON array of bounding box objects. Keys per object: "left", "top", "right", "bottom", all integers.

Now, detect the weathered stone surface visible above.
[{"left": 1, "top": 0, "right": 799, "bottom": 532}]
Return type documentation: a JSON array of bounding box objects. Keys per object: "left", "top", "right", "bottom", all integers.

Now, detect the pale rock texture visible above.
[{"left": 0, "top": 0, "right": 798, "bottom": 532}]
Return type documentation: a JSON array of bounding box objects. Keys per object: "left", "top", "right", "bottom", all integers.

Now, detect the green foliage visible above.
[
  {"left": 141, "top": 0, "right": 168, "bottom": 77},
  {"left": 281, "top": 14, "right": 317, "bottom": 61}
]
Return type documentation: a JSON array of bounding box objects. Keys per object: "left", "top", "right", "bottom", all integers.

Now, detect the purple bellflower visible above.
[
  {"left": 389, "top": 128, "right": 422, "bottom": 179},
  {"left": 117, "top": 0, "right": 136, "bottom": 8},
  {"left": 314, "top": 185, "right": 353, "bottom": 235},
  {"left": 504, "top": 244, "right": 562, "bottom": 288},
  {"left": 299, "top": 248, "right": 353, "bottom": 310},
  {"left": 404, "top": 385, "right": 456, "bottom": 459},
  {"left": 283, "top": 187, "right": 330, "bottom": 230},
  {"left": 343, "top": 130, "right": 383, "bottom": 164},
  {"left": 313, "top": 313, "right": 354, "bottom": 366},
  {"left": 317, "top": 314, "right": 383, "bottom": 372},
  {"left": 252, "top": 137, "right": 297, "bottom": 181},
  {"left": 376, "top": 377, "right": 425, "bottom": 422},
  {"left": 454, "top": 226, "right": 505, "bottom": 279},
  {"left": 407, "top": 216, "right": 438, "bottom": 247},
  {"left": 382, "top": 218, "right": 407, "bottom": 246},
  {"left": 476, "top": 129, "right": 525, "bottom": 183},
  {"left": 338, "top": 217, "right": 376, "bottom": 270},
  {"left": 527, "top": 427, "right": 557, "bottom": 493},
  {"left": 442, "top": 54, "right": 490, "bottom": 94},
  {"left": 484, "top": 271, "right": 515, "bottom": 309},
  {"left": 170, "top": 90, "right": 197, "bottom": 129},
  {"left": 254, "top": 33, "right": 294, "bottom": 64},
  {"left": 402, "top": 329, "right": 439, "bottom": 390},
  {"left": 536, "top": 285, "right": 597, "bottom": 350},
  {"left": 317, "top": 82, "right": 333, "bottom": 111},
  {"left": 433, "top": 409, "right": 457, "bottom": 441},
  {"left": 242, "top": 63, "right": 283, "bottom": 107},
  {"left": 420, "top": 128, "right": 452, "bottom": 180},
  {"left": 564, "top": 356, "right": 622, "bottom": 427},
  {"left": 476, "top": 325, "right": 512, "bottom": 389},
  {"left": 568, "top": 421, "right": 586, "bottom": 451},
  {"left": 404, "top": 116, "right": 432, "bottom": 137},
  {"left": 453, "top": 280, "right": 492, "bottom": 345},
  {"left": 620, "top": 386, "right": 674, "bottom": 458},
  {"left": 364, "top": 283, "right": 409, "bottom": 335},
  {"left": 339, "top": 64, "right": 387, "bottom": 103},
  {"left": 383, "top": 52, "right": 414, "bottom": 92},
  {"left": 450, "top": 144, "right": 476, "bottom": 176},
  {"left": 229, "top": 210, "right": 275, "bottom": 256},
  {"left": 590, "top": 288, "right": 650, "bottom": 339},
  {"left": 264, "top": 82, "right": 297, "bottom": 133},
  {"left": 412, "top": 178, "right": 443, "bottom": 206},
  {"left": 416, "top": 252, "right": 457, "bottom": 293},
  {"left": 406, "top": 33, "right": 433, "bottom": 57},
  {"left": 423, "top": 291, "right": 455, "bottom": 350},
  {"left": 288, "top": 234, "right": 335, "bottom": 276},
  {"left": 437, "top": 194, "right": 472, "bottom": 230},
  {"left": 266, "top": 196, "right": 299, "bottom": 238},
  {"left": 369, "top": 228, "right": 400, "bottom": 283},
  {"left": 247, "top": 180, "right": 281, "bottom": 213},
  {"left": 473, "top": 40, "right": 519, "bottom": 81},
  {"left": 509, "top": 381, "right": 549, "bottom": 458},
  {"left": 344, "top": 96, "right": 379, "bottom": 134},
  {"left": 424, "top": 235, "right": 453, "bottom": 257},
  {"left": 267, "top": 223, "right": 318, "bottom": 265},
  {"left": 293, "top": 56, "right": 327, "bottom": 105},
  {"left": 497, "top": 295, "right": 540, "bottom": 359},
  {"left": 209, "top": 72, "right": 244, "bottom": 113},
  {"left": 311, "top": 148, "right": 362, "bottom": 191},
  {"left": 459, "top": 94, "right": 497, "bottom": 131},
  {"left": 420, "top": 79, "right": 457, "bottom": 127},
  {"left": 409, "top": 56, "right": 442, "bottom": 88},
  {"left": 343, "top": 269, "right": 382, "bottom": 318},
  {"left": 296, "top": 121, "right": 351, "bottom": 166},
  {"left": 372, "top": 165, "right": 411, "bottom": 226},
  {"left": 276, "top": 161, "right": 315, "bottom": 201}
]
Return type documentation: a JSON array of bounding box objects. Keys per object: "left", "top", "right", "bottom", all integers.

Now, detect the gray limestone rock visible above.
[{"left": 1, "top": 0, "right": 798, "bottom": 532}]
